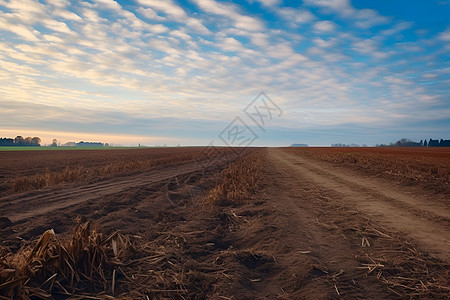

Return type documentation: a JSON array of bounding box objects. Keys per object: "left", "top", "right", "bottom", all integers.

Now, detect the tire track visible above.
[
  {"left": 270, "top": 148, "right": 450, "bottom": 261},
  {"left": 0, "top": 154, "right": 238, "bottom": 222}
]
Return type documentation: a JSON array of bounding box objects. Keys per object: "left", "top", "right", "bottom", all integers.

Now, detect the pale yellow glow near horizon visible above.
[{"left": 0, "top": 129, "right": 178, "bottom": 146}]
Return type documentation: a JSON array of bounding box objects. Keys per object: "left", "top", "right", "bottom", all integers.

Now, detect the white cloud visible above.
[
  {"left": 185, "top": 17, "right": 209, "bottom": 34},
  {"left": 137, "top": 0, "right": 187, "bottom": 19},
  {"left": 305, "top": 0, "right": 389, "bottom": 28},
  {"left": 53, "top": 9, "right": 82, "bottom": 21},
  {"left": 46, "top": 0, "right": 70, "bottom": 8},
  {"left": 352, "top": 38, "right": 391, "bottom": 59},
  {"left": 82, "top": 8, "right": 104, "bottom": 23},
  {"left": 170, "top": 30, "right": 192, "bottom": 42},
  {"left": 137, "top": 7, "right": 166, "bottom": 21},
  {"left": 137, "top": 0, "right": 209, "bottom": 33},
  {"left": 217, "top": 37, "right": 254, "bottom": 55},
  {"left": 352, "top": 9, "right": 390, "bottom": 29},
  {"left": 118, "top": 9, "right": 169, "bottom": 33},
  {"left": 422, "top": 73, "right": 438, "bottom": 79},
  {"left": 266, "top": 42, "right": 308, "bottom": 62},
  {"left": 438, "top": 27, "right": 450, "bottom": 41},
  {"left": 248, "top": 31, "right": 270, "bottom": 47},
  {"left": 313, "top": 20, "right": 336, "bottom": 32},
  {"left": 277, "top": 7, "right": 315, "bottom": 25},
  {"left": 42, "top": 19, "right": 73, "bottom": 34},
  {"left": 0, "top": 17, "right": 39, "bottom": 41},
  {"left": 192, "top": 0, "right": 264, "bottom": 31},
  {"left": 308, "top": 47, "right": 348, "bottom": 62},
  {"left": 313, "top": 37, "right": 337, "bottom": 48},
  {"left": 95, "top": 0, "right": 122, "bottom": 12},
  {"left": 380, "top": 21, "right": 412, "bottom": 36},
  {"left": 0, "top": 0, "right": 47, "bottom": 24},
  {"left": 395, "top": 42, "right": 422, "bottom": 52},
  {"left": 254, "top": 0, "right": 281, "bottom": 7},
  {"left": 42, "top": 34, "right": 64, "bottom": 43},
  {"left": 2, "top": 0, "right": 46, "bottom": 15}
]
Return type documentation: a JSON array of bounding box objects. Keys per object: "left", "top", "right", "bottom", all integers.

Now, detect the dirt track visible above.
[
  {"left": 0, "top": 156, "right": 233, "bottom": 223},
  {"left": 268, "top": 148, "right": 450, "bottom": 262}
]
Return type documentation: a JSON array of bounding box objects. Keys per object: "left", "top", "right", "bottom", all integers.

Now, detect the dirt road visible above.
[
  {"left": 254, "top": 148, "right": 449, "bottom": 298},
  {"left": 267, "top": 148, "right": 450, "bottom": 262}
]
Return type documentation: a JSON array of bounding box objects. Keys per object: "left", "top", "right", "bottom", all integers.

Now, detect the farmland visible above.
[{"left": 0, "top": 147, "right": 449, "bottom": 298}]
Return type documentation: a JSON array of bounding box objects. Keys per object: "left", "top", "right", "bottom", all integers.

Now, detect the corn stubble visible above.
[
  {"left": 207, "top": 151, "right": 262, "bottom": 205},
  {"left": 0, "top": 218, "right": 130, "bottom": 299},
  {"left": 1, "top": 151, "right": 266, "bottom": 299},
  {"left": 10, "top": 149, "right": 225, "bottom": 194}
]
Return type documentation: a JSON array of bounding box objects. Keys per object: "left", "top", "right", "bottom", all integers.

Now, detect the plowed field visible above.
[{"left": 1, "top": 147, "right": 449, "bottom": 299}]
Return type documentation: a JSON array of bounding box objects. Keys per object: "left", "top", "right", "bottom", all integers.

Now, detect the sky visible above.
[{"left": 0, "top": 0, "right": 449, "bottom": 146}]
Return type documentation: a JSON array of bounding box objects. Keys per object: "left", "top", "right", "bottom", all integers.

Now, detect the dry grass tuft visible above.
[
  {"left": 207, "top": 151, "right": 262, "bottom": 205},
  {"left": 359, "top": 242, "right": 450, "bottom": 298},
  {"left": 0, "top": 218, "right": 131, "bottom": 299},
  {"left": 10, "top": 149, "right": 227, "bottom": 194}
]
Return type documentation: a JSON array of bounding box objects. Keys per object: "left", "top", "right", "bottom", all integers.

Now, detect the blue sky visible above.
[{"left": 0, "top": 0, "right": 449, "bottom": 146}]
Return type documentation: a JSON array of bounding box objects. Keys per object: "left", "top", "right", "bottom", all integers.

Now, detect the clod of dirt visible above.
[
  {"left": 310, "top": 266, "right": 328, "bottom": 277},
  {"left": 0, "top": 217, "right": 12, "bottom": 229},
  {"left": 236, "top": 251, "right": 274, "bottom": 271},
  {"left": 20, "top": 225, "right": 46, "bottom": 240}
]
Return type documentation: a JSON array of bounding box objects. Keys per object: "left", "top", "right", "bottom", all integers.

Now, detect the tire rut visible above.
[
  {"left": 0, "top": 155, "right": 237, "bottom": 222},
  {"left": 270, "top": 148, "right": 450, "bottom": 261}
]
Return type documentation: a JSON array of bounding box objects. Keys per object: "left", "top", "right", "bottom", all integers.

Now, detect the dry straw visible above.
[
  {"left": 207, "top": 152, "right": 262, "bottom": 205},
  {"left": 0, "top": 218, "right": 130, "bottom": 299}
]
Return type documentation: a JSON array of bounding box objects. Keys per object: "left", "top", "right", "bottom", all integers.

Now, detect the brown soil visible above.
[
  {"left": 262, "top": 148, "right": 449, "bottom": 298},
  {"left": 1, "top": 147, "right": 449, "bottom": 299},
  {"left": 0, "top": 147, "right": 234, "bottom": 196},
  {"left": 282, "top": 147, "right": 450, "bottom": 195}
]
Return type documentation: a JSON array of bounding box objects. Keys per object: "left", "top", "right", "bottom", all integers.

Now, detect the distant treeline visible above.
[
  {"left": 377, "top": 138, "right": 450, "bottom": 147},
  {"left": 55, "top": 140, "right": 105, "bottom": 147},
  {"left": 0, "top": 137, "right": 108, "bottom": 147},
  {"left": 75, "top": 141, "right": 104, "bottom": 147},
  {"left": 331, "top": 143, "right": 368, "bottom": 147},
  {"left": 0, "top": 136, "right": 41, "bottom": 146}
]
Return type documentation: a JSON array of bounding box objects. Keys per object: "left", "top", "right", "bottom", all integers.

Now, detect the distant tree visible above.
[
  {"left": 394, "top": 138, "right": 422, "bottom": 147},
  {"left": 14, "top": 136, "right": 24, "bottom": 145},
  {"left": 331, "top": 143, "right": 360, "bottom": 147},
  {"left": 24, "top": 137, "right": 33, "bottom": 145},
  {"left": 423, "top": 139, "right": 428, "bottom": 147},
  {"left": 51, "top": 139, "right": 58, "bottom": 147},
  {"left": 32, "top": 137, "right": 41, "bottom": 146},
  {"left": 429, "top": 138, "right": 439, "bottom": 147},
  {"left": 0, "top": 138, "right": 14, "bottom": 146},
  {"left": 420, "top": 140, "right": 423, "bottom": 147}
]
